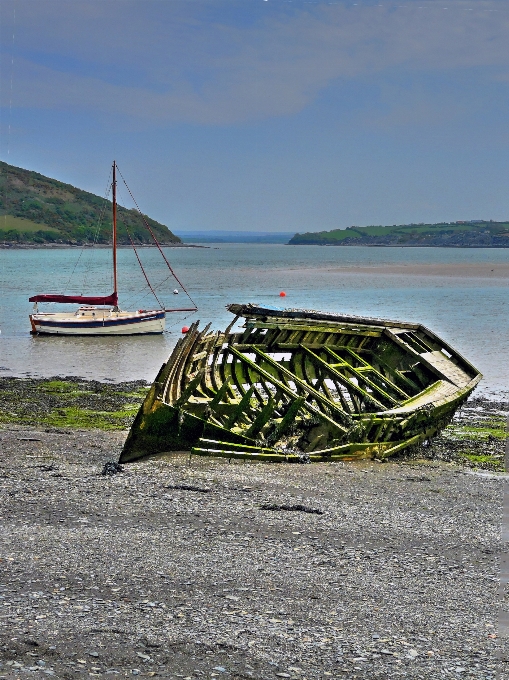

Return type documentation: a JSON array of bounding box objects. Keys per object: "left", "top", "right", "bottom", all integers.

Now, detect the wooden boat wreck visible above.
[{"left": 119, "top": 303, "right": 481, "bottom": 464}]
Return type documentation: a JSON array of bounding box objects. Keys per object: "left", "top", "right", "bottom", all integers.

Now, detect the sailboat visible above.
[{"left": 29, "top": 161, "right": 196, "bottom": 336}]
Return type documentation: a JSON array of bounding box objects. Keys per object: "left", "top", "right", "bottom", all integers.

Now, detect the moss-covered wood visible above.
[{"left": 119, "top": 304, "right": 482, "bottom": 463}]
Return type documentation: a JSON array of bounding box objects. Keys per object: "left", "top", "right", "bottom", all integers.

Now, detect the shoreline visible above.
[
  {"left": 264, "top": 262, "right": 509, "bottom": 279},
  {"left": 3, "top": 241, "right": 509, "bottom": 251},
  {"left": 1, "top": 371, "right": 506, "bottom": 402},
  {"left": 0, "top": 375, "right": 506, "bottom": 470},
  {"left": 289, "top": 243, "right": 509, "bottom": 249},
  {"left": 0, "top": 242, "right": 208, "bottom": 249}
]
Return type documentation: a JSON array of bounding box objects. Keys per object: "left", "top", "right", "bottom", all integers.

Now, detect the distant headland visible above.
[
  {"left": 288, "top": 221, "right": 509, "bottom": 247},
  {"left": 0, "top": 161, "right": 180, "bottom": 246}
]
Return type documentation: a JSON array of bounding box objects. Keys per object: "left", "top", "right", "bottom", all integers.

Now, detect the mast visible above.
[{"left": 112, "top": 161, "right": 118, "bottom": 301}]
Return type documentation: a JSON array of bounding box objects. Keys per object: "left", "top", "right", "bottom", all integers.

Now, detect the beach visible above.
[
  {"left": 0, "top": 378, "right": 506, "bottom": 679},
  {"left": 301, "top": 262, "right": 509, "bottom": 279}
]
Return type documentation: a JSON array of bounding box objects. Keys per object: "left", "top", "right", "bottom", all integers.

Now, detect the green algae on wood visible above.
[{"left": 119, "top": 304, "right": 482, "bottom": 464}]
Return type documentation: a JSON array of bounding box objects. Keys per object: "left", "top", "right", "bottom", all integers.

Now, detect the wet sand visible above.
[{"left": 279, "top": 262, "right": 509, "bottom": 279}]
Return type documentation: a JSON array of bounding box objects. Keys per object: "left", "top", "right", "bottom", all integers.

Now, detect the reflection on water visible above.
[
  {"left": 0, "top": 244, "right": 508, "bottom": 396},
  {"left": 13, "top": 334, "right": 173, "bottom": 383}
]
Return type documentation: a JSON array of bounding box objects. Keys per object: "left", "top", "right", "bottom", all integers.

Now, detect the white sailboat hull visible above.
[{"left": 30, "top": 309, "right": 166, "bottom": 336}]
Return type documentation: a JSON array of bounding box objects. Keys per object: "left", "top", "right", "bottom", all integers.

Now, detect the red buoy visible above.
[
  {"left": 279, "top": 291, "right": 286, "bottom": 297},
  {"left": 182, "top": 326, "right": 189, "bottom": 334}
]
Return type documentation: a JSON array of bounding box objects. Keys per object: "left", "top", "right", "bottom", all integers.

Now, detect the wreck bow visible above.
[{"left": 119, "top": 304, "right": 481, "bottom": 463}]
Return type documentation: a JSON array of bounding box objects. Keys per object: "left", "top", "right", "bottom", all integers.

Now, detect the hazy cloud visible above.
[{"left": 1, "top": 0, "right": 509, "bottom": 125}]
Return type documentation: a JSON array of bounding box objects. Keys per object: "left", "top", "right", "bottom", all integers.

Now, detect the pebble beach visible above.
[{"left": 0, "top": 378, "right": 507, "bottom": 679}]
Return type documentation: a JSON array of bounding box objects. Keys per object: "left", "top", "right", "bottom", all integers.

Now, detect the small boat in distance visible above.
[{"left": 29, "top": 162, "right": 197, "bottom": 336}]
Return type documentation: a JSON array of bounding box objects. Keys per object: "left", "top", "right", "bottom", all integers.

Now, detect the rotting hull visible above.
[{"left": 119, "top": 304, "right": 482, "bottom": 463}]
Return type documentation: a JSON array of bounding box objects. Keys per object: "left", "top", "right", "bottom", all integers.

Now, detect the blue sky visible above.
[{"left": 1, "top": 0, "right": 509, "bottom": 232}]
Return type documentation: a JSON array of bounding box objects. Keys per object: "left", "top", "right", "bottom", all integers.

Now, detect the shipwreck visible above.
[{"left": 119, "top": 304, "right": 481, "bottom": 464}]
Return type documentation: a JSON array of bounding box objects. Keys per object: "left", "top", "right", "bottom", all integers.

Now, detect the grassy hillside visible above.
[
  {"left": 289, "top": 221, "right": 509, "bottom": 247},
  {"left": 0, "top": 161, "right": 181, "bottom": 245}
]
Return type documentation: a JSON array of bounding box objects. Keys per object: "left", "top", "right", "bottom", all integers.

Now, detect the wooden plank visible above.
[
  {"left": 198, "top": 438, "right": 273, "bottom": 453},
  {"left": 420, "top": 351, "right": 472, "bottom": 387},
  {"left": 174, "top": 369, "right": 205, "bottom": 408},
  {"left": 323, "top": 347, "right": 400, "bottom": 406},
  {"left": 227, "top": 345, "right": 350, "bottom": 432},
  {"left": 302, "top": 346, "right": 387, "bottom": 410},
  {"left": 248, "top": 346, "right": 353, "bottom": 427},
  {"left": 209, "top": 376, "right": 232, "bottom": 408},
  {"left": 225, "top": 386, "right": 255, "bottom": 428},
  {"left": 245, "top": 397, "right": 276, "bottom": 437},
  {"left": 274, "top": 396, "right": 306, "bottom": 438},
  {"left": 341, "top": 347, "right": 410, "bottom": 399},
  {"left": 252, "top": 321, "right": 382, "bottom": 337}
]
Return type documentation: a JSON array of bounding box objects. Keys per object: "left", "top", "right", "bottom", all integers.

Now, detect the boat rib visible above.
[{"left": 119, "top": 303, "right": 482, "bottom": 464}]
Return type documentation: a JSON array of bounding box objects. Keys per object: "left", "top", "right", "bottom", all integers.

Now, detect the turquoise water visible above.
[{"left": 0, "top": 244, "right": 507, "bottom": 397}]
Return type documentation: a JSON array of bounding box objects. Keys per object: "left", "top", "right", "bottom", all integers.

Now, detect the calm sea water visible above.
[{"left": 0, "top": 244, "right": 507, "bottom": 397}]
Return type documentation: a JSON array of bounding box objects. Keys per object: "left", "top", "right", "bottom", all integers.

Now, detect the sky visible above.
[{"left": 1, "top": 0, "right": 509, "bottom": 233}]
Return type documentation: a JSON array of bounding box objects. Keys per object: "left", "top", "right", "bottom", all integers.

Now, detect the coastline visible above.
[
  {"left": 0, "top": 376, "right": 505, "bottom": 468},
  {"left": 288, "top": 243, "right": 509, "bottom": 248},
  {"left": 0, "top": 242, "right": 208, "bottom": 249}
]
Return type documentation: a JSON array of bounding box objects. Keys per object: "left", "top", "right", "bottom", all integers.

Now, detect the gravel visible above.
[{"left": 0, "top": 422, "right": 506, "bottom": 679}]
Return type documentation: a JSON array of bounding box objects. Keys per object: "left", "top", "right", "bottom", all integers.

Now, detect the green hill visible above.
[
  {"left": 0, "top": 161, "right": 181, "bottom": 245},
  {"left": 289, "top": 221, "right": 509, "bottom": 247}
]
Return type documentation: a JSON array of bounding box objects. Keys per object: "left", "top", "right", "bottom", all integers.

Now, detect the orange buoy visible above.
[
  {"left": 182, "top": 326, "right": 189, "bottom": 334},
  {"left": 279, "top": 291, "right": 286, "bottom": 297}
]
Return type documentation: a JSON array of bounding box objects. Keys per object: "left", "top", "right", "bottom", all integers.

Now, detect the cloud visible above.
[{"left": 1, "top": 0, "right": 509, "bottom": 125}]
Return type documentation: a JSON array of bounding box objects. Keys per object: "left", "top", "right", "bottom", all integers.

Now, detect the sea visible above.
[{"left": 0, "top": 244, "right": 508, "bottom": 399}]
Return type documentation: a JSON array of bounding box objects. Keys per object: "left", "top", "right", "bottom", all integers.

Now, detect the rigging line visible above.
[
  {"left": 120, "top": 277, "right": 159, "bottom": 310},
  {"left": 113, "top": 184, "right": 152, "bottom": 309},
  {"left": 121, "top": 290, "right": 153, "bottom": 311},
  {"left": 163, "top": 310, "right": 197, "bottom": 334},
  {"left": 110, "top": 187, "right": 187, "bottom": 299},
  {"left": 135, "top": 269, "right": 174, "bottom": 297},
  {"left": 122, "top": 220, "right": 164, "bottom": 310},
  {"left": 139, "top": 269, "right": 195, "bottom": 304},
  {"left": 122, "top": 278, "right": 167, "bottom": 307},
  {"left": 82, "top": 167, "right": 116, "bottom": 293},
  {"left": 116, "top": 165, "right": 198, "bottom": 309},
  {"left": 124, "top": 284, "right": 197, "bottom": 312},
  {"left": 114, "top": 183, "right": 153, "bottom": 309},
  {"left": 118, "top": 257, "right": 197, "bottom": 310},
  {"left": 65, "top": 167, "right": 112, "bottom": 296}
]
